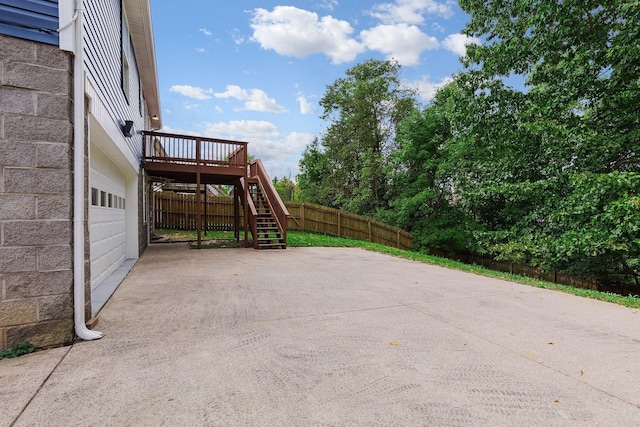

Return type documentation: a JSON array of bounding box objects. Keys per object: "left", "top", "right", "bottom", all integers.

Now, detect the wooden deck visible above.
[
  {"left": 142, "top": 131, "right": 250, "bottom": 247},
  {"left": 142, "top": 131, "right": 288, "bottom": 250},
  {"left": 142, "top": 131, "right": 248, "bottom": 184}
]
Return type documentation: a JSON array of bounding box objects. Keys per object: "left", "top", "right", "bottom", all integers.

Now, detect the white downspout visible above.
[{"left": 64, "top": 0, "right": 103, "bottom": 340}]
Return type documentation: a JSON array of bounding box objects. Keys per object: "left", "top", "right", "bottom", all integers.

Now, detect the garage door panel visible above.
[{"left": 90, "top": 146, "right": 127, "bottom": 290}]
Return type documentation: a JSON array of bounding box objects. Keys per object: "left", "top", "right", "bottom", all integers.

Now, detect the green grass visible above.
[
  {"left": 286, "top": 231, "right": 365, "bottom": 248},
  {"left": 287, "top": 231, "right": 640, "bottom": 309},
  {"left": 154, "top": 229, "right": 242, "bottom": 248},
  {"left": 154, "top": 229, "right": 235, "bottom": 241}
]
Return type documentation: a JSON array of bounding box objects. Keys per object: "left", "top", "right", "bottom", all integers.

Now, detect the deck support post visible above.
[
  {"left": 234, "top": 181, "right": 240, "bottom": 241},
  {"left": 196, "top": 138, "right": 202, "bottom": 249},
  {"left": 203, "top": 183, "right": 207, "bottom": 237},
  {"left": 243, "top": 164, "right": 249, "bottom": 248}
]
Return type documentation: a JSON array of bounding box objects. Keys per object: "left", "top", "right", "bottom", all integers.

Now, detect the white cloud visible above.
[
  {"left": 297, "top": 93, "right": 314, "bottom": 115},
  {"left": 170, "top": 85, "right": 213, "bottom": 100},
  {"left": 199, "top": 28, "right": 212, "bottom": 36},
  {"left": 214, "top": 85, "right": 249, "bottom": 99},
  {"left": 250, "top": 6, "right": 364, "bottom": 64},
  {"left": 253, "top": 131, "right": 313, "bottom": 161},
  {"left": 214, "top": 85, "right": 287, "bottom": 113},
  {"left": 369, "top": 0, "right": 454, "bottom": 25},
  {"left": 214, "top": 106, "right": 224, "bottom": 114},
  {"left": 255, "top": 131, "right": 315, "bottom": 178},
  {"left": 360, "top": 24, "right": 438, "bottom": 66},
  {"left": 200, "top": 120, "right": 314, "bottom": 176},
  {"left": 442, "top": 33, "right": 480, "bottom": 57},
  {"left": 409, "top": 74, "right": 453, "bottom": 101},
  {"left": 183, "top": 103, "right": 200, "bottom": 111},
  {"left": 231, "top": 29, "right": 245, "bottom": 45},
  {"left": 202, "top": 120, "right": 280, "bottom": 141},
  {"left": 245, "top": 91, "right": 287, "bottom": 113},
  {"left": 318, "top": 0, "right": 338, "bottom": 10},
  {"left": 195, "top": 47, "right": 206, "bottom": 53},
  {"left": 431, "top": 22, "right": 445, "bottom": 33}
]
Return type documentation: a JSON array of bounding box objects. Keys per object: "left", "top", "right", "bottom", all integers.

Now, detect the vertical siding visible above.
[
  {"left": 83, "top": 0, "right": 146, "bottom": 160},
  {"left": 0, "top": 0, "right": 59, "bottom": 45}
]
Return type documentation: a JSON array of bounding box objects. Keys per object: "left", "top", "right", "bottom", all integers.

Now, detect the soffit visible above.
[{"left": 123, "top": 0, "right": 162, "bottom": 128}]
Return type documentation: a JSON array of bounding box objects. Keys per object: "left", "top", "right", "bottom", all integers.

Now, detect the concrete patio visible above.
[{"left": 2, "top": 244, "right": 640, "bottom": 425}]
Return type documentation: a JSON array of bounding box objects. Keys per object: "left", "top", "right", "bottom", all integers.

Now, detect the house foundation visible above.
[{"left": 0, "top": 34, "right": 76, "bottom": 349}]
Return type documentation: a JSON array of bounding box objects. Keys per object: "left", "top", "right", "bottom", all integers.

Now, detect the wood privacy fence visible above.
[
  {"left": 153, "top": 194, "right": 413, "bottom": 250},
  {"left": 154, "top": 192, "right": 236, "bottom": 231},
  {"left": 285, "top": 202, "right": 413, "bottom": 250}
]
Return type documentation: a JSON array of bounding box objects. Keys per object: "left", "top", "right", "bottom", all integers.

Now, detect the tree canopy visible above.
[
  {"left": 298, "top": 2, "right": 639, "bottom": 288},
  {"left": 298, "top": 59, "right": 416, "bottom": 217},
  {"left": 451, "top": 0, "right": 640, "bottom": 285}
]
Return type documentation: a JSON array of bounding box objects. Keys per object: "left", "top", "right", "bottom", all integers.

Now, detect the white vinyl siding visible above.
[
  {"left": 83, "top": 0, "right": 145, "bottom": 159},
  {"left": 121, "top": 3, "right": 131, "bottom": 103}
]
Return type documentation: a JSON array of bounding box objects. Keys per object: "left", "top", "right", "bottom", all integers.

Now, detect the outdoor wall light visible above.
[
  {"left": 152, "top": 114, "right": 160, "bottom": 121},
  {"left": 121, "top": 120, "right": 134, "bottom": 137}
]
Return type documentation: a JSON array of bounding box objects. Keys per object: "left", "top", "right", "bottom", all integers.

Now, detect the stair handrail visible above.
[
  {"left": 249, "top": 160, "right": 289, "bottom": 242},
  {"left": 228, "top": 144, "right": 247, "bottom": 168}
]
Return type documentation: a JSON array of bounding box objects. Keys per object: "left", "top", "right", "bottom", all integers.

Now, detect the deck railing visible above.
[{"left": 142, "top": 131, "right": 248, "bottom": 168}]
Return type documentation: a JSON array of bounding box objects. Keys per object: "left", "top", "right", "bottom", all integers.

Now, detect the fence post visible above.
[
  {"left": 368, "top": 221, "right": 372, "bottom": 242},
  {"left": 301, "top": 203, "right": 305, "bottom": 232},
  {"left": 338, "top": 212, "right": 341, "bottom": 237}
]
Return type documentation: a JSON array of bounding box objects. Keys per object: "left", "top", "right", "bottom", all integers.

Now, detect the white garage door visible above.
[{"left": 90, "top": 146, "right": 127, "bottom": 290}]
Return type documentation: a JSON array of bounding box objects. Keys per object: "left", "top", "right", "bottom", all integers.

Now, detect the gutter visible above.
[{"left": 60, "top": 0, "right": 103, "bottom": 341}]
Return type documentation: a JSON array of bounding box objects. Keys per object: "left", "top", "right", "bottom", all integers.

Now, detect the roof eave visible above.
[{"left": 124, "top": 0, "right": 162, "bottom": 129}]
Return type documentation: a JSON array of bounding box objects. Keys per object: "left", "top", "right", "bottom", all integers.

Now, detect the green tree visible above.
[
  {"left": 460, "top": 0, "right": 639, "bottom": 173},
  {"left": 473, "top": 172, "right": 640, "bottom": 287},
  {"left": 297, "top": 138, "right": 334, "bottom": 206},
  {"left": 272, "top": 175, "right": 300, "bottom": 201},
  {"left": 448, "top": 0, "right": 640, "bottom": 286},
  {"left": 298, "top": 59, "right": 416, "bottom": 217},
  {"left": 385, "top": 95, "right": 477, "bottom": 253}
]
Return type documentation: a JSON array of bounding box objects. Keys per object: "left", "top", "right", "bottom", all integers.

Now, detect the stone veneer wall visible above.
[{"left": 0, "top": 34, "right": 75, "bottom": 349}]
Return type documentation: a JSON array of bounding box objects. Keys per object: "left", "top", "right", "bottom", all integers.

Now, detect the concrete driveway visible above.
[{"left": 2, "top": 245, "right": 640, "bottom": 426}]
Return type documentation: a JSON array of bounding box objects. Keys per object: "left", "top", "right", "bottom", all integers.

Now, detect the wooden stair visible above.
[{"left": 249, "top": 183, "right": 286, "bottom": 249}]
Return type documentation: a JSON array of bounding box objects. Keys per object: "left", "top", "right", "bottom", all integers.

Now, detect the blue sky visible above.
[{"left": 150, "top": 0, "right": 477, "bottom": 179}]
